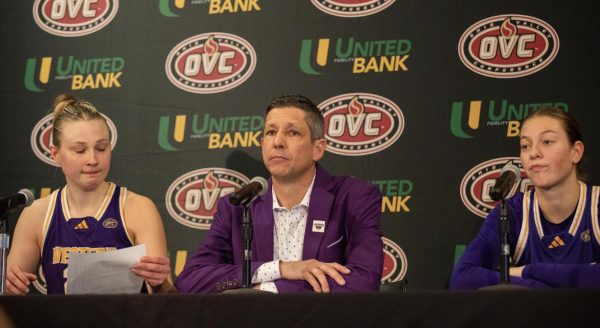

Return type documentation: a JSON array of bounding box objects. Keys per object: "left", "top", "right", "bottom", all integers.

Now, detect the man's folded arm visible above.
[{"left": 175, "top": 198, "right": 267, "bottom": 293}]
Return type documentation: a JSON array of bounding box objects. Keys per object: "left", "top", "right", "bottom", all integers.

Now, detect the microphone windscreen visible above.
[
  {"left": 249, "top": 176, "right": 268, "bottom": 197},
  {"left": 18, "top": 189, "right": 35, "bottom": 207},
  {"left": 501, "top": 164, "right": 521, "bottom": 184}
]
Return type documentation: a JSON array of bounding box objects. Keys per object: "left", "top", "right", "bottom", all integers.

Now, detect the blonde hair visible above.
[{"left": 51, "top": 94, "right": 108, "bottom": 147}]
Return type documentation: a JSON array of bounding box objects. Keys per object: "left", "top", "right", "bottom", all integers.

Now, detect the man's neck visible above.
[{"left": 272, "top": 166, "right": 316, "bottom": 209}]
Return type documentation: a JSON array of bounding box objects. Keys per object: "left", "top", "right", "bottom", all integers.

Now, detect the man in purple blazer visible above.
[{"left": 175, "top": 95, "right": 383, "bottom": 293}]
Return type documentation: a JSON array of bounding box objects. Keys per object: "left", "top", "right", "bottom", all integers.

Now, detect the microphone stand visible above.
[
  {"left": 480, "top": 193, "right": 528, "bottom": 290},
  {"left": 241, "top": 203, "right": 253, "bottom": 288},
  {"left": 499, "top": 199, "right": 510, "bottom": 284},
  {"left": 0, "top": 212, "right": 10, "bottom": 294}
]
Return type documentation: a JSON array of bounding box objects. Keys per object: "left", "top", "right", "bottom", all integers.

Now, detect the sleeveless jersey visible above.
[
  {"left": 40, "top": 183, "right": 134, "bottom": 294},
  {"left": 513, "top": 182, "right": 600, "bottom": 266}
]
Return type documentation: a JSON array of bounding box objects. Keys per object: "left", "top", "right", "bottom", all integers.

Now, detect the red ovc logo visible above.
[
  {"left": 311, "top": 0, "right": 396, "bottom": 17},
  {"left": 33, "top": 0, "right": 119, "bottom": 37},
  {"left": 460, "top": 157, "right": 533, "bottom": 218},
  {"left": 165, "top": 168, "right": 250, "bottom": 230},
  {"left": 165, "top": 33, "right": 257, "bottom": 94},
  {"left": 458, "top": 14, "right": 559, "bottom": 78},
  {"left": 381, "top": 237, "right": 407, "bottom": 284},
  {"left": 319, "top": 93, "right": 404, "bottom": 156}
]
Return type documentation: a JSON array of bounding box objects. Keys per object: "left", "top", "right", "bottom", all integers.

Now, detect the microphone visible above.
[
  {"left": 0, "top": 189, "right": 35, "bottom": 215},
  {"left": 229, "top": 177, "right": 268, "bottom": 206},
  {"left": 490, "top": 162, "right": 521, "bottom": 201}
]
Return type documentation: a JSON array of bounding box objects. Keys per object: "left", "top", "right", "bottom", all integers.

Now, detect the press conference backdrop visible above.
[{"left": 1, "top": 1, "right": 598, "bottom": 292}]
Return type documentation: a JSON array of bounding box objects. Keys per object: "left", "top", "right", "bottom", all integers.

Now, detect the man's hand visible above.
[
  {"left": 280, "top": 259, "right": 351, "bottom": 293},
  {"left": 131, "top": 256, "right": 171, "bottom": 287},
  {"left": 6, "top": 265, "right": 37, "bottom": 295}
]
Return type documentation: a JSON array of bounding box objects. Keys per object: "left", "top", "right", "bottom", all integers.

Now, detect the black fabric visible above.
[{"left": 1, "top": 290, "right": 599, "bottom": 328}]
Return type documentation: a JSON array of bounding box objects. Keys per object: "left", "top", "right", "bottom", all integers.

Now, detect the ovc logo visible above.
[
  {"left": 165, "top": 33, "right": 256, "bottom": 94},
  {"left": 33, "top": 0, "right": 119, "bottom": 37},
  {"left": 381, "top": 237, "right": 407, "bottom": 284},
  {"left": 458, "top": 15, "right": 559, "bottom": 78},
  {"left": 460, "top": 157, "right": 533, "bottom": 218},
  {"left": 319, "top": 93, "right": 404, "bottom": 156},
  {"left": 311, "top": 0, "right": 396, "bottom": 18},
  {"left": 166, "top": 168, "right": 250, "bottom": 229}
]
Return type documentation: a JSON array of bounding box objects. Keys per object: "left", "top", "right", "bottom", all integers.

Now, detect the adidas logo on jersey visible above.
[
  {"left": 74, "top": 220, "right": 89, "bottom": 230},
  {"left": 548, "top": 236, "right": 565, "bottom": 249}
]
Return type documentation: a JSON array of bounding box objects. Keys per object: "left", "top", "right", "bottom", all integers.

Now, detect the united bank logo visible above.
[
  {"left": 311, "top": 0, "right": 396, "bottom": 18},
  {"left": 159, "top": 0, "right": 261, "bottom": 16},
  {"left": 450, "top": 99, "right": 568, "bottom": 138},
  {"left": 300, "top": 37, "right": 411, "bottom": 75},
  {"left": 165, "top": 33, "right": 256, "bottom": 94},
  {"left": 381, "top": 237, "right": 407, "bottom": 284},
  {"left": 159, "top": 0, "right": 187, "bottom": 17},
  {"left": 373, "top": 179, "right": 412, "bottom": 214},
  {"left": 33, "top": 0, "right": 119, "bottom": 37},
  {"left": 458, "top": 15, "right": 559, "bottom": 78},
  {"left": 31, "top": 113, "right": 118, "bottom": 166},
  {"left": 158, "top": 113, "right": 264, "bottom": 151},
  {"left": 166, "top": 168, "right": 250, "bottom": 229},
  {"left": 319, "top": 93, "right": 404, "bottom": 156},
  {"left": 24, "top": 55, "right": 125, "bottom": 92},
  {"left": 460, "top": 157, "right": 533, "bottom": 218}
]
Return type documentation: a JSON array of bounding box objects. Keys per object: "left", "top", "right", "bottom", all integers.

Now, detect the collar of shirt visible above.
[{"left": 271, "top": 174, "right": 316, "bottom": 211}]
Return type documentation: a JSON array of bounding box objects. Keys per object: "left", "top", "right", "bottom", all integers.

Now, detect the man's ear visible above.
[{"left": 313, "top": 139, "right": 326, "bottom": 161}]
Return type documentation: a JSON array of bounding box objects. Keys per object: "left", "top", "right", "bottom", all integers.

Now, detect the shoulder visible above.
[
  {"left": 330, "top": 175, "right": 381, "bottom": 198},
  {"left": 507, "top": 191, "right": 526, "bottom": 207},
  {"left": 123, "top": 190, "right": 159, "bottom": 213},
  {"left": 22, "top": 193, "right": 53, "bottom": 221},
  {"left": 13, "top": 192, "right": 54, "bottom": 237}
]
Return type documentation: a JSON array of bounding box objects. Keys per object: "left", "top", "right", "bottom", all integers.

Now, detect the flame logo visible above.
[
  {"left": 203, "top": 170, "right": 219, "bottom": 191},
  {"left": 347, "top": 96, "right": 364, "bottom": 116},
  {"left": 204, "top": 36, "right": 219, "bottom": 56},
  {"left": 500, "top": 18, "right": 517, "bottom": 38}
]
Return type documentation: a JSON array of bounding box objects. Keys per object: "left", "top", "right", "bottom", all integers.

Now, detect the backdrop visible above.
[{"left": 1, "top": 0, "right": 598, "bottom": 292}]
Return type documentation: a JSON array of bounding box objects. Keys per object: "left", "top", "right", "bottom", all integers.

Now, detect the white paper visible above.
[{"left": 66, "top": 244, "right": 146, "bottom": 295}]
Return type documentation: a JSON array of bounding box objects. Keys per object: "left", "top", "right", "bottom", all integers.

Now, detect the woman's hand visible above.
[
  {"left": 131, "top": 256, "right": 171, "bottom": 287},
  {"left": 6, "top": 265, "right": 37, "bottom": 295}
]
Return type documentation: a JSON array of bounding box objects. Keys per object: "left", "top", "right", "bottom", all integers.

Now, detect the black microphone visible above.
[
  {"left": 0, "top": 189, "right": 35, "bottom": 215},
  {"left": 229, "top": 177, "right": 268, "bottom": 206},
  {"left": 490, "top": 162, "right": 521, "bottom": 201}
]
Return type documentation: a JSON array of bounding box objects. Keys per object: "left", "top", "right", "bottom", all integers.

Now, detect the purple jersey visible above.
[
  {"left": 513, "top": 182, "right": 600, "bottom": 266},
  {"left": 451, "top": 182, "right": 600, "bottom": 289},
  {"left": 41, "top": 183, "right": 134, "bottom": 294}
]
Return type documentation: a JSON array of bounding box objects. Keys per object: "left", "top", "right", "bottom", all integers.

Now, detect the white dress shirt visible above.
[{"left": 251, "top": 176, "right": 315, "bottom": 293}]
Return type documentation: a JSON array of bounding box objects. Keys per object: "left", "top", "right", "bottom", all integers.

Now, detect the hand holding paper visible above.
[
  {"left": 131, "top": 256, "right": 172, "bottom": 287},
  {"left": 66, "top": 244, "right": 146, "bottom": 294}
]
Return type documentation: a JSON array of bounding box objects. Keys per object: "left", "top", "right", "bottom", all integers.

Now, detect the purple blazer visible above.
[{"left": 175, "top": 164, "right": 383, "bottom": 293}]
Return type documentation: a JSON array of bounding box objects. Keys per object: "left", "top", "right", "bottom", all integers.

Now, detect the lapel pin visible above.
[{"left": 312, "top": 220, "right": 325, "bottom": 233}]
